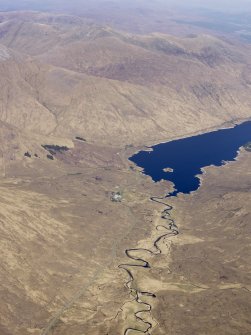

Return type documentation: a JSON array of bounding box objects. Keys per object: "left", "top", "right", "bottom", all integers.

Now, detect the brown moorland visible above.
[{"left": 0, "top": 10, "right": 250, "bottom": 335}]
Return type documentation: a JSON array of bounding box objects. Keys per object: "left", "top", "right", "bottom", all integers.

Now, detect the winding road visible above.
[{"left": 118, "top": 195, "right": 179, "bottom": 335}]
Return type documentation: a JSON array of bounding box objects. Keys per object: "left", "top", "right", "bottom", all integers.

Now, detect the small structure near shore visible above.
[{"left": 110, "top": 191, "right": 122, "bottom": 202}]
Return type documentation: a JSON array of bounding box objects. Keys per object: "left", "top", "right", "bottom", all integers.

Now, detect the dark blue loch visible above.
[{"left": 130, "top": 121, "right": 251, "bottom": 197}]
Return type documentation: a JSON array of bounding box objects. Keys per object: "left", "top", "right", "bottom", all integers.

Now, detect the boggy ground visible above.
[
  {"left": 39, "top": 149, "right": 251, "bottom": 335},
  {"left": 1, "top": 135, "right": 251, "bottom": 335},
  {"left": 0, "top": 139, "right": 172, "bottom": 335},
  {"left": 148, "top": 149, "right": 251, "bottom": 335}
]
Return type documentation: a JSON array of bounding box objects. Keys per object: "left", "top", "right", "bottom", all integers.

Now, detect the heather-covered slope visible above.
[{"left": 0, "top": 12, "right": 251, "bottom": 148}]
